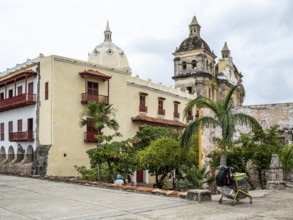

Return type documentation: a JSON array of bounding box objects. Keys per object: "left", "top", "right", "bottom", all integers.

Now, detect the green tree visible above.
[
  {"left": 280, "top": 145, "right": 293, "bottom": 181},
  {"left": 136, "top": 137, "right": 182, "bottom": 184},
  {"left": 182, "top": 84, "right": 262, "bottom": 166},
  {"left": 87, "top": 138, "right": 137, "bottom": 182},
  {"left": 79, "top": 101, "right": 119, "bottom": 181},
  {"left": 134, "top": 125, "right": 179, "bottom": 150},
  {"left": 237, "top": 126, "right": 286, "bottom": 188}
]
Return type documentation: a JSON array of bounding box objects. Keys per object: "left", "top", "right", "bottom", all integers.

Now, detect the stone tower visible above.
[{"left": 172, "top": 16, "right": 245, "bottom": 106}]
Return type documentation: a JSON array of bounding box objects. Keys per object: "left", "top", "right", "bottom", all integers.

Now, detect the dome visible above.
[
  {"left": 176, "top": 16, "right": 211, "bottom": 53},
  {"left": 177, "top": 36, "right": 211, "bottom": 53},
  {"left": 88, "top": 22, "right": 131, "bottom": 74}
]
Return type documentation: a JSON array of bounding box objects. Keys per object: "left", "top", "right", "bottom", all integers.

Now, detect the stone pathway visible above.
[{"left": 1, "top": 174, "right": 293, "bottom": 220}]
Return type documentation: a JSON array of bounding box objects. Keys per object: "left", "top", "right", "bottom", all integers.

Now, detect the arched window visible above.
[
  {"left": 26, "top": 145, "right": 34, "bottom": 163},
  {"left": 210, "top": 63, "right": 213, "bottom": 73},
  {"left": 0, "top": 146, "right": 6, "bottom": 162},
  {"left": 8, "top": 146, "right": 15, "bottom": 162},
  {"left": 182, "top": 61, "right": 187, "bottom": 71},
  {"left": 206, "top": 60, "right": 208, "bottom": 71},
  {"left": 191, "top": 60, "right": 197, "bottom": 69}
]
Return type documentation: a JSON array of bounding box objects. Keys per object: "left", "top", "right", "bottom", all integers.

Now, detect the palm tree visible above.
[
  {"left": 80, "top": 101, "right": 119, "bottom": 181},
  {"left": 181, "top": 84, "right": 262, "bottom": 166}
]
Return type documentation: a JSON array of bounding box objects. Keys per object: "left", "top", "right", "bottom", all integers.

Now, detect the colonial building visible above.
[
  {"left": 0, "top": 22, "right": 195, "bottom": 182},
  {"left": 173, "top": 16, "right": 245, "bottom": 106}
]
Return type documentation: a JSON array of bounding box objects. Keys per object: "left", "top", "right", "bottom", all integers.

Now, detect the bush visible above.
[{"left": 74, "top": 165, "right": 97, "bottom": 181}]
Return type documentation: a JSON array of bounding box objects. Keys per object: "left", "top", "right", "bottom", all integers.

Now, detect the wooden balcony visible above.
[
  {"left": 9, "top": 131, "right": 34, "bottom": 142},
  {"left": 139, "top": 105, "right": 148, "bottom": 113},
  {"left": 174, "top": 112, "right": 180, "bottom": 119},
  {"left": 158, "top": 109, "right": 165, "bottom": 116},
  {"left": 81, "top": 93, "right": 109, "bottom": 104},
  {"left": 0, "top": 94, "right": 36, "bottom": 112},
  {"left": 84, "top": 132, "right": 99, "bottom": 143}
]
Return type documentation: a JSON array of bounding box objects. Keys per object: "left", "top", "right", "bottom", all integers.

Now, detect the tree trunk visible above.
[
  {"left": 155, "top": 170, "right": 159, "bottom": 184},
  {"left": 220, "top": 154, "right": 227, "bottom": 166},
  {"left": 97, "top": 140, "right": 101, "bottom": 182},
  {"left": 107, "top": 160, "right": 115, "bottom": 183}
]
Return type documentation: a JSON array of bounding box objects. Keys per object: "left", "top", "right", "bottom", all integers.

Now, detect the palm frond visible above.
[
  {"left": 223, "top": 84, "right": 239, "bottom": 110},
  {"left": 233, "top": 113, "right": 262, "bottom": 131}
]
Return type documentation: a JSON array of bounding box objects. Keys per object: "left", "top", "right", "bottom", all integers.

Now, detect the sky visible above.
[{"left": 0, "top": 0, "right": 292, "bottom": 105}]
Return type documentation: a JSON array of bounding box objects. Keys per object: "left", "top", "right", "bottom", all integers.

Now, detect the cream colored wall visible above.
[
  {"left": 39, "top": 56, "right": 53, "bottom": 145},
  {"left": 41, "top": 55, "right": 195, "bottom": 176}
]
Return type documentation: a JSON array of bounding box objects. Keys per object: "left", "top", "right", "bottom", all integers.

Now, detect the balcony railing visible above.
[
  {"left": 158, "top": 109, "right": 165, "bottom": 116},
  {"left": 84, "top": 132, "right": 99, "bottom": 143},
  {"left": 81, "top": 93, "right": 109, "bottom": 104},
  {"left": 139, "top": 105, "right": 148, "bottom": 113},
  {"left": 174, "top": 112, "right": 180, "bottom": 119},
  {"left": 0, "top": 94, "right": 36, "bottom": 112},
  {"left": 9, "top": 131, "right": 34, "bottom": 142}
]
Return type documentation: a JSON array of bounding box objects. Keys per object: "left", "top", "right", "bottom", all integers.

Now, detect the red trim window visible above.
[
  {"left": 88, "top": 81, "right": 98, "bottom": 95},
  {"left": 8, "top": 121, "right": 13, "bottom": 134},
  {"left": 17, "top": 120, "right": 22, "bottom": 132},
  {"left": 18, "top": 86, "right": 23, "bottom": 95},
  {"left": 45, "top": 82, "right": 49, "bottom": 100},
  {"left": 187, "top": 110, "right": 194, "bottom": 121},
  {"left": 0, "top": 123, "right": 4, "bottom": 141},
  {"left": 139, "top": 92, "right": 148, "bottom": 113},
  {"left": 158, "top": 97, "right": 165, "bottom": 115},
  {"left": 174, "top": 101, "right": 180, "bottom": 119},
  {"left": 28, "top": 82, "right": 34, "bottom": 94},
  {"left": 8, "top": 89, "right": 13, "bottom": 98}
]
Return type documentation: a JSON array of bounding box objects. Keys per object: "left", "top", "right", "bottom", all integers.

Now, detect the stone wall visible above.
[{"left": 234, "top": 102, "right": 293, "bottom": 143}]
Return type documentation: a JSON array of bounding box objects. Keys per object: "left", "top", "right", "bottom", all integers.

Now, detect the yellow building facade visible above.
[{"left": 0, "top": 22, "right": 195, "bottom": 181}]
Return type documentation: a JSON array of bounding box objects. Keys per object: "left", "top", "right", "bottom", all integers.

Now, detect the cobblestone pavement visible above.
[{"left": 1, "top": 174, "right": 292, "bottom": 220}]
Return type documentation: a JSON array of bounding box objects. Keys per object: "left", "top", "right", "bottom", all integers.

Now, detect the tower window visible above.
[
  {"left": 182, "top": 61, "right": 187, "bottom": 71},
  {"left": 186, "top": 87, "right": 192, "bottom": 94},
  {"left": 107, "top": 49, "right": 113, "bottom": 55},
  {"left": 191, "top": 60, "right": 197, "bottom": 69}
]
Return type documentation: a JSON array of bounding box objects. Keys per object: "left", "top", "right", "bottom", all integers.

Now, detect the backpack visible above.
[{"left": 216, "top": 166, "right": 231, "bottom": 186}]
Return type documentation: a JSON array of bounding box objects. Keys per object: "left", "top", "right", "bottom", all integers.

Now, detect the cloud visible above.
[{"left": 0, "top": 0, "right": 292, "bottom": 105}]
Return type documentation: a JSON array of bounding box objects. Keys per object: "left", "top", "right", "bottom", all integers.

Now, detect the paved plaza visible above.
[{"left": 0, "top": 175, "right": 293, "bottom": 220}]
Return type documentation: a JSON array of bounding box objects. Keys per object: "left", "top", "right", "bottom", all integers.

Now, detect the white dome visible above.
[{"left": 88, "top": 22, "right": 131, "bottom": 74}]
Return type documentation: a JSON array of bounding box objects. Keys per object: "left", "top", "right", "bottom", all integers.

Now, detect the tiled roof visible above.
[
  {"left": 79, "top": 69, "right": 111, "bottom": 80},
  {"left": 0, "top": 69, "right": 37, "bottom": 85},
  {"left": 132, "top": 115, "right": 186, "bottom": 128}
]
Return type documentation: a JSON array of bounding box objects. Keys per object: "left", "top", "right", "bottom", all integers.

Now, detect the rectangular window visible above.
[
  {"left": 28, "top": 82, "right": 34, "bottom": 94},
  {"left": 0, "top": 123, "right": 4, "bottom": 141},
  {"left": 188, "top": 110, "right": 194, "bottom": 121},
  {"left": 87, "top": 81, "right": 98, "bottom": 95},
  {"left": 139, "top": 93, "right": 148, "bottom": 113},
  {"left": 8, "top": 89, "right": 13, "bottom": 98},
  {"left": 17, "top": 120, "right": 22, "bottom": 132},
  {"left": 174, "top": 101, "right": 180, "bottom": 119},
  {"left": 18, "top": 86, "right": 23, "bottom": 95},
  {"left": 158, "top": 97, "right": 165, "bottom": 115},
  {"left": 0, "top": 92, "right": 4, "bottom": 100},
  {"left": 45, "top": 82, "right": 49, "bottom": 100},
  {"left": 8, "top": 121, "right": 13, "bottom": 134}
]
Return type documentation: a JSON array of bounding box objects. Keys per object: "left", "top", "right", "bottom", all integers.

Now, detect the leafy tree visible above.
[
  {"left": 238, "top": 126, "right": 284, "bottom": 188},
  {"left": 280, "top": 145, "right": 293, "bottom": 181},
  {"left": 136, "top": 137, "right": 182, "bottom": 184},
  {"left": 178, "top": 166, "right": 213, "bottom": 190},
  {"left": 182, "top": 84, "right": 262, "bottom": 166},
  {"left": 87, "top": 137, "right": 137, "bottom": 182},
  {"left": 79, "top": 101, "right": 119, "bottom": 181},
  {"left": 134, "top": 125, "right": 179, "bottom": 150}
]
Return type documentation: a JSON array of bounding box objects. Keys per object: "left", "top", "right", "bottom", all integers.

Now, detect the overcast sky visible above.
[{"left": 0, "top": 0, "right": 292, "bottom": 105}]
